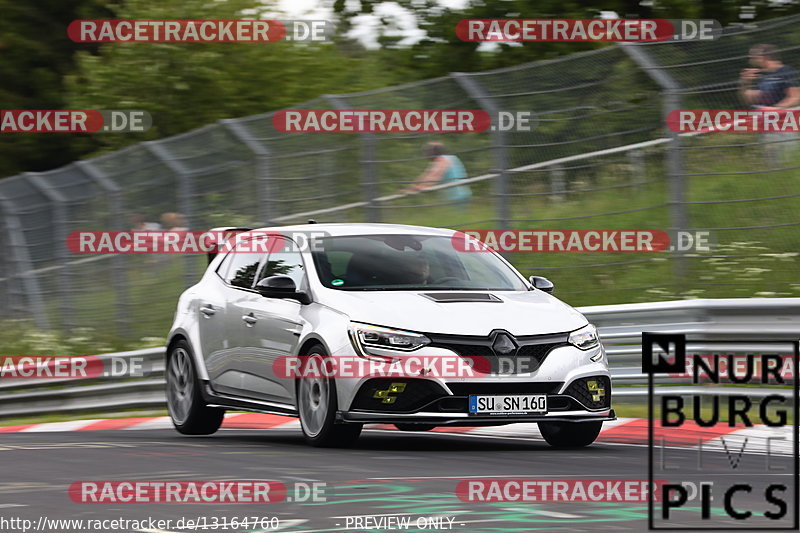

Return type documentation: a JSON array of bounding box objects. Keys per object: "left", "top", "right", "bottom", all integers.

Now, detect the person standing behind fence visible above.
[
  {"left": 161, "top": 212, "right": 188, "bottom": 231},
  {"left": 130, "top": 214, "right": 161, "bottom": 232},
  {"left": 156, "top": 212, "right": 188, "bottom": 263},
  {"left": 740, "top": 44, "right": 800, "bottom": 110},
  {"left": 402, "top": 142, "right": 472, "bottom": 203},
  {"left": 739, "top": 44, "right": 800, "bottom": 162}
]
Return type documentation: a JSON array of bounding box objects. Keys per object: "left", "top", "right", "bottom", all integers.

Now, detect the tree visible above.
[
  {"left": 0, "top": 0, "right": 113, "bottom": 177},
  {"left": 329, "top": 0, "right": 800, "bottom": 80},
  {"left": 65, "top": 0, "right": 393, "bottom": 152}
]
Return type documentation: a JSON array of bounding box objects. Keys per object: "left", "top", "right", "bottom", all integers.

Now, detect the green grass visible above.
[
  {"left": 381, "top": 134, "right": 800, "bottom": 306},
  {"left": 613, "top": 398, "right": 795, "bottom": 425}
]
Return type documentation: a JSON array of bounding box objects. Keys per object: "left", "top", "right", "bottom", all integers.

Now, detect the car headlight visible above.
[
  {"left": 349, "top": 323, "right": 430, "bottom": 356},
  {"left": 569, "top": 323, "right": 599, "bottom": 350}
]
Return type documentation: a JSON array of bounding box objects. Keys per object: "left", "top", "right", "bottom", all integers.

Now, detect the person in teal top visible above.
[{"left": 403, "top": 142, "right": 472, "bottom": 203}]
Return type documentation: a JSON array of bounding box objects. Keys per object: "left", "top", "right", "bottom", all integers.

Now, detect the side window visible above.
[
  {"left": 257, "top": 238, "right": 306, "bottom": 287},
  {"left": 223, "top": 251, "right": 263, "bottom": 289}
]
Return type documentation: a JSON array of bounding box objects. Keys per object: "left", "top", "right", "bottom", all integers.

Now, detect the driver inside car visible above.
[{"left": 402, "top": 253, "right": 430, "bottom": 285}]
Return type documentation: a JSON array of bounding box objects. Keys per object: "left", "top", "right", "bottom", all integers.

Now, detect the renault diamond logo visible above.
[{"left": 491, "top": 332, "right": 517, "bottom": 356}]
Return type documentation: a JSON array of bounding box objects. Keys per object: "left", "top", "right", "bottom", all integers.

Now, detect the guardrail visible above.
[{"left": 0, "top": 298, "right": 797, "bottom": 418}]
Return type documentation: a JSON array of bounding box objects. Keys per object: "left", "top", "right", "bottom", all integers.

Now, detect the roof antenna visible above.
[{"left": 308, "top": 219, "right": 317, "bottom": 224}]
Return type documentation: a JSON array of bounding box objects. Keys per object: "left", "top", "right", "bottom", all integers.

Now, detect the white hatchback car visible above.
[{"left": 166, "top": 223, "right": 614, "bottom": 447}]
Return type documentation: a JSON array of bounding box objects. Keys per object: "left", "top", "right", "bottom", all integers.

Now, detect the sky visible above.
[
  {"left": 270, "top": 1, "right": 624, "bottom": 50},
  {"left": 275, "top": 0, "right": 471, "bottom": 48}
]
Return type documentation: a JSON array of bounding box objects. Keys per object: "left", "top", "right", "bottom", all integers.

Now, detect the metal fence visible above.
[
  {"left": 1, "top": 298, "right": 795, "bottom": 418},
  {"left": 1, "top": 16, "right": 800, "bottom": 344}
]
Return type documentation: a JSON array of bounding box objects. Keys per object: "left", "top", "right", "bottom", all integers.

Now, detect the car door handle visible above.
[
  {"left": 242, "top": 313, "right": 258, "bottom": 326},
  {"left": 199, "top": 305, "right": 216, "bottom": 317}
]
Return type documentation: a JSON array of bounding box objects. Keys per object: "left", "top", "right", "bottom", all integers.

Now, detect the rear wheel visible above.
[
  {"left": 166, "top": 340, "right": 224, "bottom": 435},
  {"left": 538, "top": 420, "right": 602, "bottom": 448},
  {"left": 297, "top": 347, "right": 362, "bottom": 447}
]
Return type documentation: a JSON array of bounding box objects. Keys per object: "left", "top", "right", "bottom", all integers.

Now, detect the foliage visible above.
[
  {"left": 0, "top": 319, "right": 164, "bottom": 355},
  {"left": 64, "top": 0, "right": 391, "bottom": 153},
  {"left": 0, "top": 0, "right": 114, "bottom": 176},
  {"left": 5, "top": 0, "right": 800, "bottom": 176}
]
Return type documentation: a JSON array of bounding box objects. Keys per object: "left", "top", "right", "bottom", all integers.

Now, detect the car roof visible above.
[{"left": 249, "top": 223, "right": 457, "bottom": 238}]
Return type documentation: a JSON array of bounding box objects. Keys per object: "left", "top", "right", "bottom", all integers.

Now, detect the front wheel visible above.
[
  {"left": 166, "top": 340, "right": 224, "bottom": 435},
  {"left": 538, "top": 420, "right": 603, "bottom": 448},
  {"left": 297, "top": 348, "right": 362, "bottom": 447}
]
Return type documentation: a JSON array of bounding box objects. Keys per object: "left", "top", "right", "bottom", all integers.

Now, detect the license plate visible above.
[{"left": 468, "top": 394, "right": 547, "bottom": 415}]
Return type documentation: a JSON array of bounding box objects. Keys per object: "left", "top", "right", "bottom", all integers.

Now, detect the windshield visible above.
[{"left": 311, "top": 234, "right": 529, "bottom": 291}]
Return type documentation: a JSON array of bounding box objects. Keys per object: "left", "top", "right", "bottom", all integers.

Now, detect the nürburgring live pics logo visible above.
[{"left": 643, "top": 332, "right": 799, "bottom": 530}]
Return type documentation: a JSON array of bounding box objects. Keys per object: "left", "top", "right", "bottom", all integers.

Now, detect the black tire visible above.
[
  {"left": 166, "top": 340, "right": 224, "bottom": 435},
  {"left": 297, "top": 345, "right": 362, "bottom": 447},
  {"left": 394, "top": 424, "right": 436, "bottom": 432},
  {"left": 538, "top": 420, "right": 603, "bottom": 448}
]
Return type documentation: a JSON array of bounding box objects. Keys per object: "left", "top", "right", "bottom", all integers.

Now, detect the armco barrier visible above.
[{"left": 0, "top": 298, "right": 796, "bottom": 418}]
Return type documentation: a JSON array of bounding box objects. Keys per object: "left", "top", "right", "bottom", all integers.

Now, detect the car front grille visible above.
[
  {"left": 426, "top": 331, "right": 569, "bottom": 374},
  {"left": 429, "top": 344, "right": 494, "bottom": 358}
]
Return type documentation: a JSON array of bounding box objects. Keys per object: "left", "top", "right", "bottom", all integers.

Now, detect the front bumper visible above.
[
  {"left": 334, "top": 329, "right": 612, "bottom": 425},
  {"left": 339, "top": 409, "right": 616, "bottom": 426},
  {"left": 337, "top": 374, "right": 613, "bottom": 425}
]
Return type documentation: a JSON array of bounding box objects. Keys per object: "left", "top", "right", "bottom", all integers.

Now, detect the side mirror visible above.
[
  {"left": 256, "top": 275, "right": 311, "bottom": 304},
  {"left": 529, "top": 275, "right": 554, "bottom": 293}
]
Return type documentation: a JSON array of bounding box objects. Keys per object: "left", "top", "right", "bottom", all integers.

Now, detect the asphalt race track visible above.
[{"left": 0, "top": 425, "right": 796, "bottom": 533}]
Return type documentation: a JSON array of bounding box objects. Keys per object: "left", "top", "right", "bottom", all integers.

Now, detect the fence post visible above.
[
  {"left": 452, "top": 73, "right": 510, "bottom": 230},
  {"left": 220, "top": 118, "right": 274, "bottom": 225},
  {"left": 0, "top": 194, "right": 49, "bottom": 329},
  {"left": 24, "top": 172, "right": 75, "bottom": 330},
  {"left": 662, "top": 93, "right": 688, "bottom": 279},
  {"left": 548, "top": 165, "right": 567, "bottom": 201},
  {"left": 75, "top": 161, "right": 129, "bottom": 338},
  {"left": 325, "top": 94, "right": 380, "bottom": 223},
  {"left": 619, "top": 43, "right": 688, "bottom": 278},
  {"left": 0, "top": 203, "right": 12, "bottom": 317},
  {"left": 628, "top": 149, "right": 645, "bottom": 193}
]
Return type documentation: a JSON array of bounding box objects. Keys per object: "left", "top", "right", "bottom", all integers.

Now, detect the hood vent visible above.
[{"left": 421, "top": 292, "right": 502, "bottom": 303}]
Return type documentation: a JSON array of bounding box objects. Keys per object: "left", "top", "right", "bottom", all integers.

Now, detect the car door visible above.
[
  {"left": 196, "top": 252, "right": 242, "bottom": 387},
  {"left": 229, "top": 237, "right": 306, "bottom": 402},
  {"left": 210, "top": 244, "right": 264, "bottom": 396}
]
